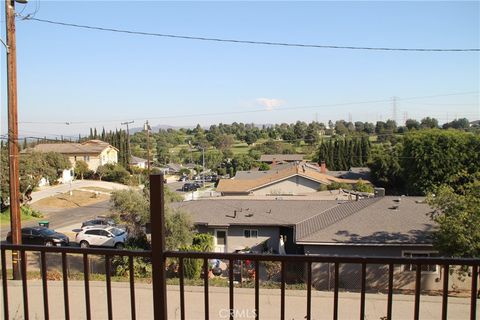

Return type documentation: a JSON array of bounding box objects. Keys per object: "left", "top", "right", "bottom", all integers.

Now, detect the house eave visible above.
[{"left": 297, "top": 241, "right": 434, "bottom": 247}]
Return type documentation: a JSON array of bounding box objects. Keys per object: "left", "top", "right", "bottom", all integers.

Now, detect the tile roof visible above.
[
  {"left": 216, "top": 162, "right": 363, "bottom": 194},
  {"left": 27, "top": 140, "right": 116, "bottom": 155}
]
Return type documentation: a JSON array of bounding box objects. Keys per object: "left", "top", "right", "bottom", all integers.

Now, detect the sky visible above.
[{"left": 1, "top": 1, "right": 479, "bottom": 138}]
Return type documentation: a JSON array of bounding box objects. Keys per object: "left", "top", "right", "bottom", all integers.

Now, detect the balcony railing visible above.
[{"left": 1, "top": 175, "right": 479, "bottom": 320}]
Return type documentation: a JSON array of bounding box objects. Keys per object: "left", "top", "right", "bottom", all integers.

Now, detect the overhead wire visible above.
[
  {"left": 19, "top": 16, "right": 480, "bottom": 52},
  {"left": 16, "top": 91, "right": 479, "bottom": 125}
]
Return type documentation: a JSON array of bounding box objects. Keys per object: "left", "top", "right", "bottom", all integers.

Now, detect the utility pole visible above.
[
  {"left": 5, "top": 0, "right": 26, "bottom": 280},
  {"left": 202, "top": 146, "right": 205, "bottom": 188},
  {"left": 392, "top": 96, "right": 398, "bottom": 124},
  {"left": 144, "top": 121, "right": 151, "bottom": 175},
  {"left": 121, "top": 120, "right": 134, "bottom": 166}
]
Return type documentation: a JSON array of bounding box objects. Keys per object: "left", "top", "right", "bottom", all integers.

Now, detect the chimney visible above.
[{"left": 320, "top": 161, "right": 327, "bottom": 174}]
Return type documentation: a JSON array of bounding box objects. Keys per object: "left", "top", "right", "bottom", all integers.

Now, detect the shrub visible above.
[
  {"left": 355, "top": 179, "right": 374, "bottom": 193},
  {"left": 192, "top": 233, "right": 214, "bottom": 252},
  {"left": 318, "top": 184, "right": 328, "bottom": 191},
  {"left": 327, "top": 182, "right": 353, "bottom": 190},
  {"left": 180, "top": 244, "right": 203, "bottom": 279}
]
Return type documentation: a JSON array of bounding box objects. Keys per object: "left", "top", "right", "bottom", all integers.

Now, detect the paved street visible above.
[
  {"left": 1, "top": 180, "right": 128, "bottom": 239},
  {"left": 2, "top": 280, "right": 474, "bottom": 320}
]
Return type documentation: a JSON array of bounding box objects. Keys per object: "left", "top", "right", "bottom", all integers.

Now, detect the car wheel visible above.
[
  {"left": 114, "top": 243, "right": 124, "bottom": 250},
  {"left": 45, "top": 241, "right": 54, "bottom": 247},
  {"left": 80, "top": 241, "right": 90, "bottom": 248}
]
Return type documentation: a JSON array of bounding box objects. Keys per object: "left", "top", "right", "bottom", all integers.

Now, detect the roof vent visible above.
[{"left": 245, "top": 213, "right": 254, "bottom": 217}]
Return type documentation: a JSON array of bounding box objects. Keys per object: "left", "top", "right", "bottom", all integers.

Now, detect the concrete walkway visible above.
[{"left": 2, "top": 280, "right": 474, "bottom": 319}]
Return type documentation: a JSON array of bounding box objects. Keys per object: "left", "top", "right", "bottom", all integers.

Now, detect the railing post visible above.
[{"left": 151, "top": 174, "right": 168, "bottom": 320}]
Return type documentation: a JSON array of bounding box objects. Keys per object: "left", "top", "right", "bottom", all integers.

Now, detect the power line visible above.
[
  {"left": 21, "top": 16, "right": 480, "bottom": 52},
  {"left": 16, "top": 91, "right": 479, "bottom": 125}
]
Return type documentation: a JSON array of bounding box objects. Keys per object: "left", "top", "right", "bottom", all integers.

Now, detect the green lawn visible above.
[
  {"left": 0, "top": 206, "right": 43, "bottom": 226},
  {"left": 231, "top": 142, "right": 250, "bottom": 155}
]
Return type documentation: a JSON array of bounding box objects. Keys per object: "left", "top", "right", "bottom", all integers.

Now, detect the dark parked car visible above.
[
  {"left": 81, "top": 217, "right": 116, "bottom": 229},
  {"left": 6, "top": 227, "right": 69, "bottom": 246},
  {"left": 182, "top": 182, "right": 201, "bottom": 192}
]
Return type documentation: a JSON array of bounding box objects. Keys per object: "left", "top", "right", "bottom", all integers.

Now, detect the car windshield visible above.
[
  {"left": 40, "top": 229, "right": 56, "bottom": 236},
  {"left": 109, "top": 228, "right": 125, "bottom": 236}
]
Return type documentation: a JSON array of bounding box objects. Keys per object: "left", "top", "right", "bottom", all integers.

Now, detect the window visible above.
[
  {"left": 244, "top": 229, "right": 258, "bottom": 238},
  {"left": 403, "top": 251, "right": 438, "bottom": 273},
  {"left": 85, "top": 230, "right": 101, "bottom": 236},
  {"left": 21, "top": 229, "right": 32, "bottom": 235},
  {"left": 98, "top": 230, "right": 110, "bottom": 237}
]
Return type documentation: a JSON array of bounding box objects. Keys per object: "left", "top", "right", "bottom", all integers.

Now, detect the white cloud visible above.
[{"left": 255, "top": 98, "right": 285, "bottom": 111}]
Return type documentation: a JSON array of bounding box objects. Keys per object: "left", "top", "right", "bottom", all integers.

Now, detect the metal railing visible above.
[{"left": 1, "top": 174, "right": 479, "bottom": 320}]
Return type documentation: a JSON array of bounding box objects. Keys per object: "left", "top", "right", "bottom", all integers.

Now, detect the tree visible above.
[
  {"left": 427, "top": 175, "right": 480, "bottom": 257},
  {"left": 74, "top": 160, "right": 89, "bottom": 179},
  {"left": 204, "top": 150, "right": 224, "bottom": 170},
  {"left": 244, "top": 132, "right": 257, "bottom": 145},
  {"left": 368, "top": 143, "right": 404, "bottom": 192},
  {"left": 304, "top": 126, "right": 319, "bottom": 145},
  {"left": 442, "top": 118, "right": 470, "bottom": 130},
  {"left": 232, "top": 154, "right": 254, "bottom": 173},
  {"left": 405, "top": 119, "right": 420, "bottom": 131},
  {"left": 110, "top": 187, "right": 192, "bottom": 249},
  {"left": 213, "top": 134, "right": 235, "bottom": 150},
  {"left": 420, "top": 117, "right": 439, "bottom": 129},
  {"left": 401, "top": 130, "right": 480, "bottom": 194}
]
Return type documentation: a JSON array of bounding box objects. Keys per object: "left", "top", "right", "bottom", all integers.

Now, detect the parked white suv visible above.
[{"left": 76, "top": 226, "right": 127, "bottom": 249}]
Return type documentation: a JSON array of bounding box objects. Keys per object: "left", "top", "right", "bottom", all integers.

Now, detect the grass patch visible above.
[
  {"left": 33, "top": 190, "right": 110, "bottom": 209},
  {"left": 0, "top": 206, "right": 43, "bottom": 226},
  {"left": 231, "top": 142, "right": 250, "bottom": 155}
]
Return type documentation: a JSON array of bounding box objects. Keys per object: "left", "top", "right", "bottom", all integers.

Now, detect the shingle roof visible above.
[
  {"left": 27, "top": 140, "right": 116, "bottom": 155},
  {"left": 296, "top": 198, "right": 379, "bottom": 240},
  {"left": 170, "top": 199, "right": 340, "bottom": 227},
  {"left": 130, "top": 155, "right": 148, "bottom": 164},
  {"left": 297, "top": 196, "right": 435, "bottom": 244},
  {"left": 173, "top": 196, "right": 436, "bottom": 245},
  {"left": 216, "top": 162, "right": 363, "bottom": 194},
  {"left": 260, "top": 154, "right": 304, "bottom": 162}
]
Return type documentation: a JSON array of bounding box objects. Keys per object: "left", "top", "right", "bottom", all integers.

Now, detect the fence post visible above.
[{"left": 150, "top": 174, "right": 168, "bottom": 320}]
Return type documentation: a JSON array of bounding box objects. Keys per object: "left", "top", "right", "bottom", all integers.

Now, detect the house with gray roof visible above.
[
  {"left": 171, "top": 196, "right": 435, "bottom": 254},
  {"left": 171, "top": 195, "right": 463, "bottom": 291}
]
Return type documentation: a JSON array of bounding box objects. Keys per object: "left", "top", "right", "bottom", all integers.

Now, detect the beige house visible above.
[
  {"left": 30, "top": 140, "right": 118, "bottom": 171},
  {"left": 217, "top": 162, "right": 366, "bottom": 196}
]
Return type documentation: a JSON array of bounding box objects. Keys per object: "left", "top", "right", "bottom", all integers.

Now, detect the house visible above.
[
  {"left": 259, "top": 154, "right": 304, "bottom": 165},
  {"left": 172, "top": 195, "right": 471, "bottom": 291},
  {"left": 216, "top": 161, "right": 365, "bottom": 196},
  {"left": 130, "top": 155, "right": 149, "bottom": 169},
  {"left": 28, "top": 140, "right": 118, "bottom": 172},
  {"left": 165, "top": 163, "right": 184, "bottom": 175}
]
